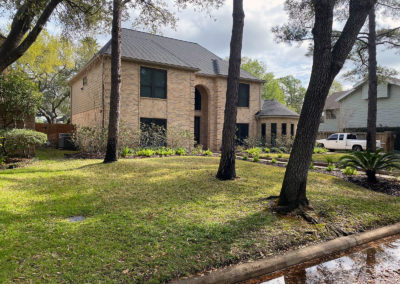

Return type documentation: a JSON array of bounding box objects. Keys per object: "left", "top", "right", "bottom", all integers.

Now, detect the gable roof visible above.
[
  {"left": 97, "top": 29, "right": 261, "bottom": 81},
  {"left": 337, "top": 76, "right": 400, "bottom": 102},
  {"left": 256, "top": 99, "right": 299, "bottom": 117},
  {"left": 324, "top": 91, "right": 347, "bottom": 110}
]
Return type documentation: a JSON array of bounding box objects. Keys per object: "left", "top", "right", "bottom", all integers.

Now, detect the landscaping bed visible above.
[
  {"left": 1, "top": 149, "right": 400, "bottom": 282},
  {"left": 0, "top": 156, "right": 34, "bottom": 170}
]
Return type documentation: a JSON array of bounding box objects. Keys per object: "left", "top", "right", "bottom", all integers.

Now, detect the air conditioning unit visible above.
[{"left": 59, "top": 133, "right": 75, "bottom": 150}]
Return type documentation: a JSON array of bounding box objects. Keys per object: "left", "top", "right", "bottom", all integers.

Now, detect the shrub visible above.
[
  {"left": 309, "top": 162, "right": 315, "bottom": 169},
  {"left": 246, "top": 147, "right": 261, "bottom": 157},
  {"left": 0, "top": 129, "right": 47, "bottom": 157},
  {"left": 326, "top": 164, "right": 335, "bottom": 172},
  {"left": 242, "top": 154, "right": 248, "bottom": 161},
  {"left": 120, "top": 146, "right": 134, "bottom": 158},
  {"left": 342, "top": 166, "right": 358, "bottom": 176},
  {"left": 253, "top": 155, "right": 260, "bottom": 162},
  {"left": 203, "top": 149, "right": 213, "bottom": 156},
  {"left": 270, "top": 147, "right": 280, "bottom": 153},
  {"left": 264, "top": 147, "right": 270, "bottom": 153},
  {"left": 274, "top": 136, "right": 295, "bottom": 153},
  {"left": 167, "top": 127, "right": 195, "bottom": 152},
  {"left": 191, "top": 145, "right": 204, "bottom": 155},
  {"left": 271, "top": 158, "right": 277, "bottom": 164},
  {"left": 242, "top": 137, "right": 263, "bottom": 149},
  {"left": 314, "top": 147, "right": 328, "bottom": 154},
  {"left": 136, "top": 149, "right": 156, "bottom": 157},
  {"left": 339, "top": 149, "right": 400, "bottom": 183},
  {"left": 175, "top": 147, "right": 187, "bottom": 156},
  {"left": 277, "top": 152, "right": 283, "bottom": 158},
  {"left": 325, "top": 156, "right": 334, "bottom": 164},
  {"left": 156, "top": 147, "right": 176, "bottom": 156}
]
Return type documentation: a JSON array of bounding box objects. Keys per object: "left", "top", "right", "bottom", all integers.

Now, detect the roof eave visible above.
[
  {"left": 256, "top": 114, "right": 300, "bottom": 118},
  {"left": 196, "top": 72, "right": 264, "bottom": 83}
]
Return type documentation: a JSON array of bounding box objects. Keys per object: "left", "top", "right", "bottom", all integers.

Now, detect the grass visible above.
[
  {"left": 259, "top": 152, "right": 346, "bottom": 163},
  {"left": 1, "top": 149, "right": 400, "bottom": 282}
]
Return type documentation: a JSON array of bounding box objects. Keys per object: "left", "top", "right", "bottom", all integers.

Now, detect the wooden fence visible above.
[{"left": 35, "top": 123, "right": 75, "bottom": 148}]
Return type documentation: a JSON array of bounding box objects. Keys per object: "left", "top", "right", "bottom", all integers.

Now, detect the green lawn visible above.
[
  {"left": 260, "top": 152, "right": 346, "bottom": 163},
  {"left": 1, "top": 149, "right": 400, "bottom": 282}
]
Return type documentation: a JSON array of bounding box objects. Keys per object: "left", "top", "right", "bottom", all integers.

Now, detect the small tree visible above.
[
  {"left": 0, "top": 71, "right": 42, "bottom": 128},
  {"left": 278, "top": 75, "right": 306, "bottom": 114}
]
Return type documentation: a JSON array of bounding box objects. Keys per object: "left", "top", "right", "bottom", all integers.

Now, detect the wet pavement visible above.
[{"left": 243, "top": 235, "right": 400, "bottom": 284}]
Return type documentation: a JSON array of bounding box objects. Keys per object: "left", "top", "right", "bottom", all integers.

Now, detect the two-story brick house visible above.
[{"left": 69, "top": 29, "right": 298, "bottom": 150}]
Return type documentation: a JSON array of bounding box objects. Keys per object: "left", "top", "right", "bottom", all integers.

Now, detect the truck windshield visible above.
[
  {"left": 347, "top": 134, "right": 357, "bottom": 140},
  {"left": 328, "top": 134, "right": 338, "bottom": 140}
]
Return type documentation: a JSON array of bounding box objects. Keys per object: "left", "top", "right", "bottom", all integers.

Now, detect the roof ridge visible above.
[{"left": 121, "top": 28, "right": 200, "bottom": 46}]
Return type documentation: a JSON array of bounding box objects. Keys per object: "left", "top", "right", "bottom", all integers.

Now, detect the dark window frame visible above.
[
  {"left": 271, "top": 123, "right": 277, "bottom": 146},
  {"left": 195, "top": 88, "right": 201, "bottom": 111},
  {"left": 235, "top": 123, "right": 249, "bottom": 145},
  {"left": 282, "top": 123, "right": 287, "bottom": 136},
  {"left": 238, "top": 83, "right": 250, "bottom": 107},
  {"left": 140, "top": 67, "right": 167, "bottom": 99},
  {"left": 291, "top": 124, "right": 294, "bottom": 136}
]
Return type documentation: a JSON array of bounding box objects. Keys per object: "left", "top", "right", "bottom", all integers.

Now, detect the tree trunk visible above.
[
  {"left": 277, "top": 0, "right": 375, "bottom": 211},
  {"left": 104, "top": 0, "right": 122, "bottom": 163},
  {"left": 366, "top": 170, "right": 377, "bottom": 183},
  {"left": 367, "top": 6, "right": 377, "bottom": 152},
  {"left": 216, "top": 0, "right": 245, "bottom": 180}
]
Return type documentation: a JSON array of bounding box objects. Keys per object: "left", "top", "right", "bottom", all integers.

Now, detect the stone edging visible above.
[{"left": 173, "top": 222, "right": 400, "bottom": 284}]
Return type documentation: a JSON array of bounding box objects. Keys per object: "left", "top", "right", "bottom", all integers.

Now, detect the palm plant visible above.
[{"left": 339, "top": 149, "right": 400, "bottom": 183}]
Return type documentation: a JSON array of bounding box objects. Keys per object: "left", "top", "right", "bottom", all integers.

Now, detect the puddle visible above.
[{"left": 243, "top": 234, "right": 400, "bottom": 284}]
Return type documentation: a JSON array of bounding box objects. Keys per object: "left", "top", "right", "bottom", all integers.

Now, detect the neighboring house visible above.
[
  {"left": 319, "top": 91, "right": 347, "bottom": 132},
  {"left": 256, "top": 100, "right": 299, "bottom": 145},
  {"left": 69, "top": 29, "right": 299, "bottom": 150}
]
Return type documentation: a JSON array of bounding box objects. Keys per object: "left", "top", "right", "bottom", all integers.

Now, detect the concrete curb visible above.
[{"left": 173, "top": 222, "right": 400, "bottom": 284}]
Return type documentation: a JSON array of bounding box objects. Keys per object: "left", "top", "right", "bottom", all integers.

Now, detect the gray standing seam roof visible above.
[
  {"left": 256, "top": 100, "right": 299, "bottom": 117},
  {"left": 98, "top": 29, "right": 261, "bottom": 81}
]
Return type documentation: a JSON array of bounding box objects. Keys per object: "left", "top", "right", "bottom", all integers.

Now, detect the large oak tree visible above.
[{"left": 274, "top": 0, "right": 376, "bottom": 211}]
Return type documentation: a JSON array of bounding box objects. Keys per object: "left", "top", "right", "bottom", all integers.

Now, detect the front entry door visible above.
[{"left": 194, "top": 116, "right": 201, "bottom": 144}]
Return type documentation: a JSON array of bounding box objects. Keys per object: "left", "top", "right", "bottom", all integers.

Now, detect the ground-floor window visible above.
[
  {"left": 236, "top": 123, "right": 249, "bottom": 145},
  {"left": 140, "top": 118, "right": 167, "bottom": 147},
  {"left": 261, "top": 123, "right": 266, "bottom": 145},
  {"left": 194, "top": 116, "right": 200, "bottom": 144},
  {"left": 282, "top": 123, "right": 287, "bottom": 136},
  {"left": 271, "top": 123, "right": 277, "bottom": 146},
  {"left": 291, "top": 124, "right": 294, "bottom": 136}
]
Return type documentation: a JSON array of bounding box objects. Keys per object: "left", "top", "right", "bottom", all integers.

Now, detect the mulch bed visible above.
[{"left": 0, "top": 157, "right": 33, "bottom": 170}]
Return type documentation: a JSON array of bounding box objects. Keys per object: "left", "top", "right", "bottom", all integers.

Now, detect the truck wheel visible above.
[
  {"left": 352, "top": 145, "right": 363, "bottom": 152},
  {"left": 317, "top": 143, "right": 324, "bottom": 148}
]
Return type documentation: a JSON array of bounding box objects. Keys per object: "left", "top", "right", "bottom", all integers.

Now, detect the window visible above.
[
  {"left": 261, "top": 123, "right": 266, "bottom": 138},
  {"left": 348, "top": 134, "right": 357, "bottom": 140},
  {"left": 328, "top": 134, "right": 338, "bottom": 141},
  {"left": 339, "top": 134, "right": 344, "bottom": 141},
  {"left": 194, "top": 116, "right": 201, "bottom": 144},
  {"left": 235, "top": 123, "right": 249, "bottom": 145},
  {"left": 238, "top": 83, "right": 249, "bottom": 107},
  {"left": 326, "top": 110, "right": 336, "bottom": 119},
  {"left": 291, "top": 124, "right": 294, "bottom": 136},
  {"left": 83, "top": 76, "right": 88, "bottom": 86},
  {"left": 195, "top": 88, "right": 201, "bottom": 110},
  {"left": 271, "top": 123, "right": 277, "bottom": 146},
  {"left": 140, "top": 67, "right": 167, "bottom": 99},
  {"left": 282, "top": 123, "right": 287, "bottom": 136},
  {"left": 140, "top": 118, "right": 167, "bottom": 147}
]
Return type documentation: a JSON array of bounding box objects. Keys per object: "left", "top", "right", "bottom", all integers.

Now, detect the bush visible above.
[
  {"left": 176, "top": 147, "right": 187, "bottom": 156},
  {"left": 309, "top": 162, "right": 315, "bottom": 169},
  {"left": 271, "top": 158, "right": 277, "bottom": 164},
  {"left": 264, "top": 147, "right": 270, "bottom": 153},
  {"left": 339, "top": 149, "right": 400, "bottom": 183},
  {"left": 167, "top": 127, "right": 195, "bottom": 152},
  {"left": 326, "top": 164, "right": 335, "bottom": 172},
  {"left": 119, "top": 146, "right": 134, "bottom": 158},
  {"left": 274, "top": 136, "right": 295, "bottom": 153},
  {"left": 0, "top": 129, "right": 47, "bottom": 157},
  {"left": 342, "top": 166, "right": 358, "bottom": 176},
  {"left": 242, "top": 154, "right": 248, "bottom": 161},
  {"left": 136, "top": 149, "right": 156, "bottom": 157},
  {"left": 314, "top": 147, "right": 328, "bottom": 154},
  {"left": 277, "top": 152, "right": 283, "bottom": 158},
  {"left": 270, "top": 147, "right": 280, "bottom": 153},
  {"left": 242, "top": 137, "right": 263, "bottom": 149},
  {"left": 253, "top": 155, "right": 260, "bottom": 162},
  {"left": 191, "top": 145, "right": 204, "bottom": 155},
  {"left": 156, "top": 147, "right": 176, "bottom": 156},
  {"left": 203, "top": 149, "right": 213, "bottom": 156},
  {"left": 246, "top": 147, "right": 261, "bottom": 157}
]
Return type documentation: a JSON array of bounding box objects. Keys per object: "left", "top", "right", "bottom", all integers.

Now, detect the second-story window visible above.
[
  {"left": 195, "top": 88, "right": 201, "bottom": 110},
  {"left": 238, "top": 83, "right": 249, "bottom": 107},
  {"left": 140, "top": 67, "right": 167, "bottom": 99}
]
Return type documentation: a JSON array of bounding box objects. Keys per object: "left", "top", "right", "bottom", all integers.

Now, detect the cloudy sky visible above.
[{"left": 1, "top": 0, "right": 400, "bottom": 89}]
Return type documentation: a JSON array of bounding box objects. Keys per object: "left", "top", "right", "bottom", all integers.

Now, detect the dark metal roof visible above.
[
  {"left": 98, "top": 28, "right": 261, "bottom": 81},
  {"left": 256, "top": 99, "right": 299, "bottom": 117},
  {"left": 324, "top": 91, "right": 347, "bottom": 110}
]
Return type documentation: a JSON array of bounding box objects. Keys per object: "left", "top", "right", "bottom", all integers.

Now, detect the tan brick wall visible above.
[
  {"left": 70, "top": 57, "right": 104, "bottom": 127},
  {"left": 71, "top": 56, "right": 263, "bottom": 151},
  {"left": 257, "top": 117, "right": 299, "bottom": 145}
]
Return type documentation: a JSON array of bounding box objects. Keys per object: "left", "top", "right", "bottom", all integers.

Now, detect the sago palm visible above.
[{"left": 339, "top": 149, "right": 400, "bottom": 183}]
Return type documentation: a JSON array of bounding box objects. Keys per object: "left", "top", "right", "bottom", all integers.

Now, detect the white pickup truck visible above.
[{"left": 316, "top": 133, "right": 381, "bottom": 151}]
